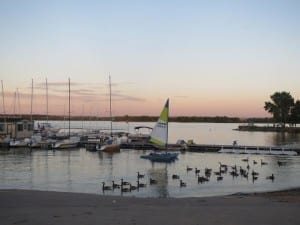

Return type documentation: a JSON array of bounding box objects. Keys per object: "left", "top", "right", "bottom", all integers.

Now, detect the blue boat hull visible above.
[{"left": 140, "top": 152, "right": 179, "bottom": 162}]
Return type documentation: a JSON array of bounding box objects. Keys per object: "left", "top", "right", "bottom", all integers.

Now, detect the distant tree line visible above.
[
  {"left": 264, "top": 91, "right": 300, "bottom": 127},
  {"left": 1, "top": 114, "right": 273, "bottom": 123}
]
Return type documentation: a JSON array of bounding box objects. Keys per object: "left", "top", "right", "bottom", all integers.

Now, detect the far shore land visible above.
[{"left": 1, "top": 188, "right": 299, "bottom": 225}]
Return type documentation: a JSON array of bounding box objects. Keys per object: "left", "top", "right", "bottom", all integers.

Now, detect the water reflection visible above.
[{"left": 148, "top": 166, "right": 169, "bottom": 197}]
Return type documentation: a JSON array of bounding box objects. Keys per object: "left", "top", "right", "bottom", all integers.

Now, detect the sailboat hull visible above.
[{"left": 98, "top": 143, "right": 120, "bottom": 153}]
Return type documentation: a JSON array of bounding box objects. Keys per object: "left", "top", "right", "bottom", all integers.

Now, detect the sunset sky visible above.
[{"left": 0, "top": 0, "right": 299, "bottom": 117}]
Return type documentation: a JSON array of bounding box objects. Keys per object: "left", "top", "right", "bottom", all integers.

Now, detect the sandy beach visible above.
[{"left": 1, "top": 189, "right": 299, "bottom": 225}]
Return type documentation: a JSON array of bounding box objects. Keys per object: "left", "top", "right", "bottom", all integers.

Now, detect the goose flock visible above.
[{"left": 101, "top": 158, "right": 286, "bottom": 193}]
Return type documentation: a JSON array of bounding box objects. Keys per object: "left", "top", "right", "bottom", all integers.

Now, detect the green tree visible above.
[
  {"left": 289, "top": 100, "right": 300, "bottom": 126},
  {"left": 264, "top": 91, "right": 295, "bottom": 127}
]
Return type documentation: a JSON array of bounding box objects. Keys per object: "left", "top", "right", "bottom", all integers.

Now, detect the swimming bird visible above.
[
  {"left": 102, "top": 182, "right": 112, "bottom": 191},
  {"left": 198, "top": 175, "right": 209, "bottom": 183},
  {"left": 242, "top": 157, "right": 249, "bottom": 162},
  {"left": 130, "top": 183, "right": 138, "bottom": 191},
  {"left": 217, "top": 176, "right": 223, "bottom": 181},
  {"left": 112, "top": 181, "right": 121, "bottom": 189},
  {"left": 180, "top": 180, "right": 186, "bottom": 187},
  {"left": 253, "top": 160, "right": 257, "bottom": 165},
  {"left": 121, "top": 185, "right": 130, "bottom": 192},
  {"left": 186, "top": 166, "right": 193, "bottom": 172},
  {"left": 149, "top": 178, "right": 157, "bottom": 185},
  {"left": 121, "top": 179, "right": 130, "bottom": 186},
  {"left": 195, "top": 168, "right": 200, "bottom": 174},
  {"left": 266, "top": 174, "right": 275, "bottom": 181},
  {"left": 137, "top": 172, "right": 145, "bottom": 179},
  {"left": 137, "top": 180, "right": 146, "bottom": 188},
  {"left": 261, "top": 159, "right": 268, "bottom": 165},
  {"left": 172, "top": 174, "right": 180, "bottom": 179}
]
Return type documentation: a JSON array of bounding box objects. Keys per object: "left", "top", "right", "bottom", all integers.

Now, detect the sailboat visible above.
[
  {"left": 97, "top": 75, "right": 120, "bottom": 153},
  {"left": 140, "top": 99, "right": 179, "bottom": 162},
  {"left": 52, "top": 78, "right": 80, "bottom": 149}
]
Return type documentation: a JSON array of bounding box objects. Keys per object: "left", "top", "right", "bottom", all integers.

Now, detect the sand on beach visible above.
[{"left": 0, "top": 189, "right": 299, "bottom": 225}]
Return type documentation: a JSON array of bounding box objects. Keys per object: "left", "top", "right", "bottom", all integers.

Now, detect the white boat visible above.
[
  {"left": 9, "top": 138, "right": 30, "bottom": 147},
  {"left": 141, "top": 99, "right": 179, "bottom": 162},
  {"left": 52, "top": 136, "right": 80, "bottom": 149},
  {"left": 97, "top": 75, "right": 120, "bottom": 153}
]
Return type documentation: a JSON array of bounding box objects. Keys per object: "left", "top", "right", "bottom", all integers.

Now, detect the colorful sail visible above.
[{"left": 150, "top": 99, "right": 169, "bottom": 146}]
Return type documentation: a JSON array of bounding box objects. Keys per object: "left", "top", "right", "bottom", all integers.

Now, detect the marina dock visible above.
[{"left": 120, "top": 142, "right": 300, "bottom": 155}]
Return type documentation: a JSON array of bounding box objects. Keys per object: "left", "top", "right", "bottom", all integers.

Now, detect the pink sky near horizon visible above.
[{"left": 0, "top": 79, "right": 273, "bottom": 118}]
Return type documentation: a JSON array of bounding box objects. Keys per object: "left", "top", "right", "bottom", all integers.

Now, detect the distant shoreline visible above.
[
  {"left": 236, "top": 125, "right": 300, "bottom": 133},
  {"left": 0, "top": 114, "right": 274, "bottom": 123}
]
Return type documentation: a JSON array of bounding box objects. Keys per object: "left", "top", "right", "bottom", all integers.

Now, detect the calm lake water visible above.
[{"left": 1, "top": 122, "right": 300, "bottom": 198}]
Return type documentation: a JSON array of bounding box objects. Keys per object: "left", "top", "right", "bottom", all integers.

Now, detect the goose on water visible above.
[
  {"left": 180, "top": 180, "right": 186, "bottom": 187},
  {"left": 102, "top": 182, "right": 112, "bottom": 191}
]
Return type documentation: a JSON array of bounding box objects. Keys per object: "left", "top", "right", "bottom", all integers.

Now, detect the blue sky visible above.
[{"left": 0, "top": 0, "right": 299, "bottom": 117}]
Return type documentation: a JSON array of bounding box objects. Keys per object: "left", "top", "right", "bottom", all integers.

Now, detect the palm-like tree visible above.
[{"left": 264, "top": 91, "right": 294, "bottom": 127}]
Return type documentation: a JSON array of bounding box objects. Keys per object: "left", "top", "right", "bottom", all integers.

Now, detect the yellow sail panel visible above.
[{"left": 150, "top": 99, "right": 169, "bottom": 147}]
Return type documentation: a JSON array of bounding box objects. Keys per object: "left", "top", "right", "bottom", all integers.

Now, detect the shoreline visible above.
[{"left": 1, "top": 188, "right": 299, "bottom": 225}]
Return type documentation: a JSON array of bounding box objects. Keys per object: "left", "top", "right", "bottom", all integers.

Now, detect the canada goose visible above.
[
  {"left": 242, "top": 157, "right": 249, "bottom": 162},
  {"left": 252, "top": 170, "right": 259, "bottom": 176},
  {"left": 130, "top": 183, "right": 138, "bottom": 191},
  {"left": 198, "top": 175, "right": 209, "bottom": 183},
  {"left": 186, "top": 166, "right": 193, "bottom": 172},
  {"left": 112, "top": 181, "right": 121, "bottom": 189},
  {"left": 261, "top": 159, "right": 268, "bottom": 165},
  {"left": 121, "top": 186, "right": 130, "bottom": 192},
  {"left": 137, "top": 172, "right": 145, "bottom": 179},
  {"left": 195, "top": 168, "right": 200, "bottom": 174},
  {"left": 266, "top": 174, "right": 275, "bottom": 181},
  {"left": 102, "top": 182, "right": 112, "bottom": 191},
  {"left": 219, "top": 162, "right": 227, "bottom": 169},
  {"left": 217, "top": 176, "right": 223, "bottom": 181},
  {"left": 172, "top": 174, "right": 180, "bottom": 179},
  {"left": 121, "top": 179, "right": 130, "bottom": 186},
  {"left": 180, "top": 180, "right": 186, "bottom": 187},
  {"left": 137, "top": 180, "right": 146, "bottom": 188},
  {"left": 149, "top": 178, "right": 157, "bottom": 185}
]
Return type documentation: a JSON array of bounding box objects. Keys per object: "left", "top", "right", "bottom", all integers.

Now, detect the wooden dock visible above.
[{"left": 120, "top": 142, "right": 300, "bottom": 155}]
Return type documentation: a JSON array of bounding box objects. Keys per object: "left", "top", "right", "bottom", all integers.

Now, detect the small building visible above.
[{"left": 0, "top": 117, "right": 34, "bottom": 139}]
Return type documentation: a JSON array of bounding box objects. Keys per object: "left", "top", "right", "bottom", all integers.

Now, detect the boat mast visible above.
[
  {"left": 109, "top": 74, "right": 112, "bottom": 137},
  {"left": 30, "top": 78, "right": 33, "bottom": 122},
  {"left": 17, "top": 88, "right": 21, "bottom": 117},
  {"left": 166, "top": 99, "right": 169, "bottom": 152},
  {"left": 68, "top": 78, "right": 71, "bottom": 139},
  {"left": 1, "top": 80, "right": 6, "bottom": 123},
  {"left": 46, "top": 78, "right": 48, "bottom": 123}
]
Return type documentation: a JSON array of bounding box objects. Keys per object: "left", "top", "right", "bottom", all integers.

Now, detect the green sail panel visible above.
[{"left": 150, "top": 99, "right": 169, "bottom": 147}]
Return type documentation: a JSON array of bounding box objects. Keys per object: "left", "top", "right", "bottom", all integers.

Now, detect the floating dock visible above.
[{"left": 120, "top": 142, "right": 300, "bottom": 155}]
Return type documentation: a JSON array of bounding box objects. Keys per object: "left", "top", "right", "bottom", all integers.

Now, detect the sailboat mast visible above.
[
  {"left": 17, "top": 88, "right": 21, "bottom": 117},
  {"left": 30, "top": 78, "right": 33, "bottom": 122},
  {"left": 109, "top": 75, "right": 112, "bottom": 137},
  {"left": 46, "top": 78, "right": 48, "bottom": 123},
  {"left": 68, "top": 78, "right": 71, "bottom": 138},
  {"left": 1, "top": 80, "right": 6, "bottom": 123},
  {"left": 166, "top": 99, "right": 169, "bottom": 151}
]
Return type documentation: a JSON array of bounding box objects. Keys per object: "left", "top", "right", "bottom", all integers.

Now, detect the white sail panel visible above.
[{"left": 150, "top": 99, "right": 169, "bottom": 146}]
